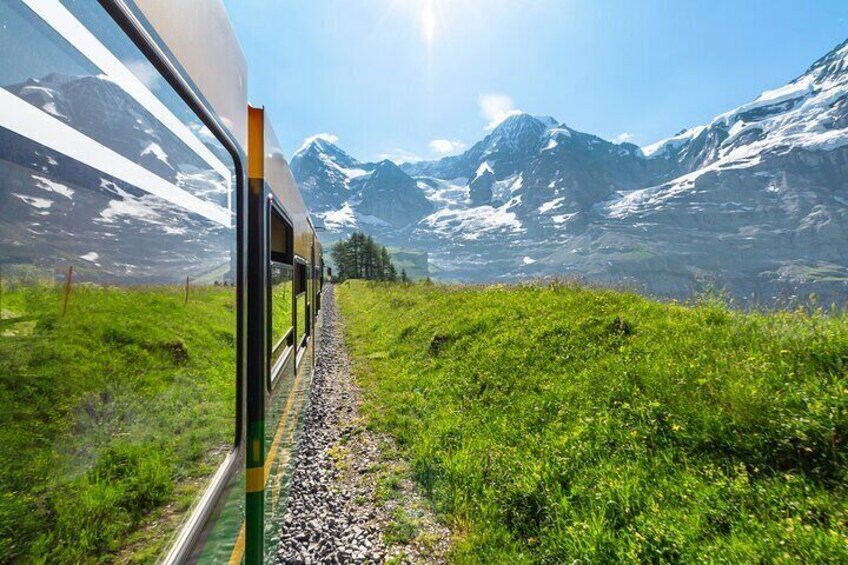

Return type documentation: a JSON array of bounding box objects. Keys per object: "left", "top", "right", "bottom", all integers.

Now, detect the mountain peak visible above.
[
  {"left": 371, "top": 159, "right": 408, "bottom": 179},
  {"left": 488, "top": 113, "right": 560, "bottom": 146},
  {"left": 796, "top": 37, "right": 848, "bottom": 88},
  {"left": 493, "top": 112, "right": 557, "bottom": 132},
  {"left": 293, "top": 136, "right": 359, "bottom": 170},
  {"left": 295, "top": 136, "right": 338, "bottom": 155}
]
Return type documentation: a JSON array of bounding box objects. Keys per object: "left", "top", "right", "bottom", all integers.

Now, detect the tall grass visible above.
[
  {"left": 338, "top": 281, "right": 848, "bottom": 563},
  {"left": 0, "top": 283, "right": 236, "bottom": 563}
]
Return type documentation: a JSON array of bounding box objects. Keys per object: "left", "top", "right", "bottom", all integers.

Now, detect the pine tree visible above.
[
  {"left": 329, "top": 232, "right": 399, "bottom": 283},
  {"left": 351, "top": 232, "right": 364, "bottom": 278},
  {"left": 363, "top": 235, "right": 374, "bottom": 280},
  {"left": 380, "top": 248, "right": 392, "bottom": 281},
  {"left": 401, "top": 268, "right": 410, "bottom": 283},
  {"left": 330, "top": 240, "right": 347, "bottom": 280}
]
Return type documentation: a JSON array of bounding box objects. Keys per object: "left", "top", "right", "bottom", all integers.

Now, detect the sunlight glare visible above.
[{"left": 420, "top": 0, "right": 437, "bottom": 47}]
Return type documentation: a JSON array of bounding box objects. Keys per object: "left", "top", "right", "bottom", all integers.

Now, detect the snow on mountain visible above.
[
  {"left": 32, "top": 175, "right": 74, "bottom": 199},
  {"left": 538, "top": 197, "right": 565, "bottom": 214},
  {"left": 475, "top": 162, "right": 494, "bottom": 177},
  {"left": 321, "top": 202, "right": 357, "bottom": 230},
  {"left": 420, "top": 199, "right": 523, "bottom": 241},
  {"left": 640, "top": 126, "right": 708, "bottom": 159},
  {"left": 141, "top": 142, "right": 171, "bottom": 166},
  {"left": 290, "top": 138, "right": 368, "bottom": 213},
  {"left": 13, "top": 193, "right": 53, "bottom": 210}
]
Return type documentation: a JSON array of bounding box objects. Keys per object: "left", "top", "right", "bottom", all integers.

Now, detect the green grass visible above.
[
  {"left": 384, "top": 506, "right": 420, "bottom": 546},
  {"left": 296, "top": 292, "right": 307, "bottom": 344},
  {"left": 0, "top": 283, "right": 236, "bottom": 563},
  {"left": 272, "top": 280, "right": 293, "bottom": 361},
  {"left": 337, "top": 281, "right": 848, "bottom": 564}
]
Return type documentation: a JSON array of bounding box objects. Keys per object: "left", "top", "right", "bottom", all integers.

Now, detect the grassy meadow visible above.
[
  {"left": 272, "top": 279, "right": 293, "bottom": 362},
  {"left": 0, "top": 282, "right": 236, "bottom": 563},
  {"left": 337, "top": 281, "right": 848, "bottom": 563}
]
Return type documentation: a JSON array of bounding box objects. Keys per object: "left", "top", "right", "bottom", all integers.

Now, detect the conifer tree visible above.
[
  {"left": 329, "top": 231, "right": 400, "bottom": 283},
  {"left": 380, "top": 248, "right": 392, "bottom": 280}
]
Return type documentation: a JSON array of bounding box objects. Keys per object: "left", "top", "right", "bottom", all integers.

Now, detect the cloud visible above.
[
  {"left": 377, "top": 148, "right": 422, "bottom": 164},
  {"left": 296, "top": 132, "right": 339, "bottom": 153},
  {"left": 125, "top": 59, "right": 162, "bottom": 90},
  {"left": 613, "top": 132, "right": 634, "bottom": 144},
  {"left": 428, "top": 139, "right": 466, "bottom": 155},
  {"left": 479, "top": 93, "right": 523, "bottom": 130}
]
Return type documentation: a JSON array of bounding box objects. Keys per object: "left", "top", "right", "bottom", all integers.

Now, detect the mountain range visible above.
[{"left": 292, "top": 39, "right": 848, "bottom": 305}]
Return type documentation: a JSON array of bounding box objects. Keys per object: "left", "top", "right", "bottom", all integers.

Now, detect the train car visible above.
[{"left": 0, "top": 0, "right": 323, "bottom": 563}]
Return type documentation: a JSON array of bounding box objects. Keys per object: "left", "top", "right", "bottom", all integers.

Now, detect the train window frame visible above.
[
  {"left": 20, "top": 2, "right": 250, "bottom": 563},
  {"left": 97, "top": 0, "right": 247, "bottom": 431},
  {"left": 294, "top": 257, "right": 309, "bottom": 351},
  {"left": 268, "top": 196, "right": 294, "bottom": 389}
]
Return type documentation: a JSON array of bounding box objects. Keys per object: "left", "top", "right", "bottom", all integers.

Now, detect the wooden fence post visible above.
[
  {"left": 61, "top": 265, "right": 74, "bottom": 317},
  {"left": 184, "top": 275, "right": 190, "bottom": 306}
]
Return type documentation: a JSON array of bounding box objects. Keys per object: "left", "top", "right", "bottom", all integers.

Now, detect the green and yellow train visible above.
[{"left": 0, "top": 0, "right": 323, "bottom": 562}]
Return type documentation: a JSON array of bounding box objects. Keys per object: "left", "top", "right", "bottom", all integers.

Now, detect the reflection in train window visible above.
[
  {"left": 0, "top": 0, "right": 237, "bottom": 560},
  {"left": 270, "top": 208, "right": 293, "bottom": 370}
]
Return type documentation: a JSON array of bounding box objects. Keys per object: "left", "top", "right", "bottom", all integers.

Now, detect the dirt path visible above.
[{"left": 276, "top": 287, "right": 450, "bottom": 565}]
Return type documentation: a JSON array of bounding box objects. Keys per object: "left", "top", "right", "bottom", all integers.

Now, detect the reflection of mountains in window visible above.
[
  {"left": 0, "top": 1, "right": 98, "bottom": 85},
  {"left": 5, "top": 73, "right": 230, "bottom": 208},
  {"left": 0, "top": 1, "right": 232, "bottom": 209},
  {"left": 0, "top": 127, "right": 234, "bottom": 285}
]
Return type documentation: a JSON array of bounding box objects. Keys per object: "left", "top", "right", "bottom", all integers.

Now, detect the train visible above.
[{"left": 0, "top": 0, "right": 324, "bottom": 562}]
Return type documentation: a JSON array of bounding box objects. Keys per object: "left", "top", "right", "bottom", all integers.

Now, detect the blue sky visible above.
[{"left": 222, "top": 0, "right": 848, "bottom": 163}]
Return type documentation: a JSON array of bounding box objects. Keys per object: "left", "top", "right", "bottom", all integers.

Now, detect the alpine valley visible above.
[{"left": 291, "top": 40, "right": 848, "bottom": 305}]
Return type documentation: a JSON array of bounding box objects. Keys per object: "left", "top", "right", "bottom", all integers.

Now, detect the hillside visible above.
[
  {"left": 294, "top": 39, "right": 848, "bottom": 305},
  {"left": 337, "top": 281, "right": 848, "bottom": 563},
  {"left": 387, "top": 248, "right": 431, "bottom": 281}
]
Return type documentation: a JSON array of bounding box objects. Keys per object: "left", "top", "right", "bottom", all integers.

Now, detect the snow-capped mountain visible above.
[
  {"left": 403, "top": 113, "right": 559, "bottom": 181},
  {"left": 299, "top": 39, "right": 848, "bottom": 303},
  {"left": 291, "top": 140, "right": 432, "bottom": 232},
  {"left": 290, "top": 138, "right": 370, "bottom": 212}
]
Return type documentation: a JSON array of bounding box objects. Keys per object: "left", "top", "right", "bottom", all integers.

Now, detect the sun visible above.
[
  {"left": 420, "top": 0, "right": 437, "bottom": 47},
  {"left": 384, "top": 0, "right": 445, "bottom": 49}
]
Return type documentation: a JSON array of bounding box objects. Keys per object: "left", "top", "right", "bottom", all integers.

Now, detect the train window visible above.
[
  {"left": 314, "top": 264, "right": 322, "bottom": 311},
  {"left": 269, "top": 209, "right": 293, "bottom": 370},
  {"left": 294, "top": 260, "right": 308, "bottom": 348},
  {"left": 0, "top": 0, "right": 237, "bottom": 561}
]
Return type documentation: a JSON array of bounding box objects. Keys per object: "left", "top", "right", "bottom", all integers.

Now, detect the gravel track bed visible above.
[{"left": 276, "top": 287, "right": 450, "bottom": 565}]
